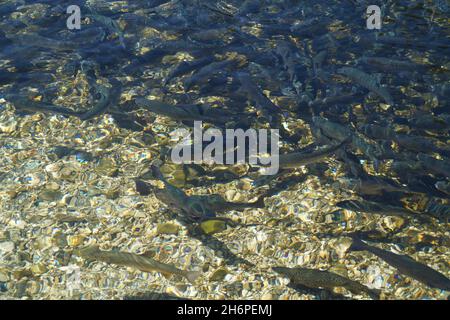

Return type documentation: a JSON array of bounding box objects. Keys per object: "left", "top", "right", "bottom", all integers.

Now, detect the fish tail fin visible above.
[
  {"left": 150, "top": 165, "right": 164, "bottom": 180},
  {"left": 185, "top": 270, "right": 201, "bottom": 283},
  {"left": 349, "top": 236, "right": 367, "bottom": 252},
  {"left": 250, "top": 196, "right": 266, "bottom": 208},
  {"left": 340, "top": 135, "right": 352, "bottom": 147},
  {"left": 135, "top": 179, "right": 152, "bottom": 196},
  {"left": 367, "top": 288, "right": 381, "bottom": 300}
]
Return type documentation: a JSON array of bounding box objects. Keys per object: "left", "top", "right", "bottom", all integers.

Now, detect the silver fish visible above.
[{"left": 338, "top": 67, "right": 394, "bottom": 105}]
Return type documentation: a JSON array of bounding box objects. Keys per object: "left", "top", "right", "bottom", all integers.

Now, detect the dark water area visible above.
[{"left": 0, "top": 0, "right": 448, "bottom": 300}]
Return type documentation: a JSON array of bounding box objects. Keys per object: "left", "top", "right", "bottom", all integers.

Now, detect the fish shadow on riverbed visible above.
[
  {"left": 288, "top": 283, "right": 353, "bottom": 300},
  {"left": 123, "top": 292, "right": 190, "bottom": 300}
]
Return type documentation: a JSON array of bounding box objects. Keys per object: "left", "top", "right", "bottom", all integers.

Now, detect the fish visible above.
[
  {"left": 375, "top": 35, "right": 449, "bottom": 50},
  {"left": 138, "top": 166, "right": 264, "bottom": 219},
  {"left": 0, "top": 71, "right": 54, "bottom": 86},
  {"left": 194, "top": 194, "right": 266, "bottom": 213},
  {"left": 349, "top": 237, "right": 450, "bottom": 291},
  {"left": 6, "top": 33, "right": 76, "bottom": 51},
  {"left": 124, "top": 292, "right": 190, "bottom": 300},
  {"left": 417, "top": 153, "right": 450, "bottom": 178},
  {"left": 361, "top": 124, "right": 395, "bottom": 140},
  {"left": 235, "top": 71, "right": 281, "bottom": 116},
  {"left": 189, "top": 27, "right": 235, "bottom": 43},
  {"left": 390, "top": 160, "right": 425, "bottom": 177},
  {"left": 48, "top": 146, "right": 93, "bottom": 162},
  {"left": 79, "top": 84, "right": 111, "bottom": 120},
  {"left": 362, "top": 124, "right": 442, "bottom": 154},
  {"left": 312, "top": 116, "right": 387, "bottom": 162},
  {"left": 66, "top": 26, "right": 107, "bottom": 47},
  {"left": 77, "top": 246, "right": 201, "bottom": 283},
  {"left": 395, "top": 134, "right": 441, "bottom": 153},
  {"left": 336, "top": 176, "right": 420, "bottom": 196},
  {"left": 134, "top": 97, "right": 231, "bottom": 125},
  {"left": 422, "top": 199, "right": 449, "bottom": 222},
  {"left": 141, "top": 165, "right": 217, "bottom": 223},
  {"left": 311, "top": 118, "right": 366, "bottom": 177},
  {"left": 87, "top": 14, "right": 126, "bottom": 48},
  {"left": 435, "top": 181, "right": 450, "bottom": 196},
  {"left": 274, "top": 41, "right": 303, "bottom": 88},
  {"left": 5, "top": 94, "right": 82, "bottom": 117},
  {"left": 184, "top": 59, "right": 239, "bottom": 90},
  {"left": 0, "top": 1, "right": 21, "bottom": 16},
  {"left": 290, "top": 17, "right": 331, "bottom": 38},
  {"left": 359, "top": 57, "right": 429, "bottom": 73},
  {"left": 137, "top": 167, "right": 254, "bottom": 266},
  {"left": 273, "top": 266, "right": 380, "bottom": 299},
  {"left": 123, "top": 48, "right": 171, "bottom": 73},
  {"left": 408, "top": 114, "right": 450, "bottom": 131},
  {"left": 312, "top": 116, "right": 352, "bottom": 142},
  {"left": 336, "top": 200, "right": 433, "bottom": 221},
  {"left": 337, "top": 67, "right": 394, "bottom": 105},
  {"left": 164, "top": 56, "right": 215, "bottom": 84},
  {"left": 237, "top": 0, "right": 260, "bottom": 16},
  {"left": 277, "top": 137, "right": 350, "bottom": 169}
]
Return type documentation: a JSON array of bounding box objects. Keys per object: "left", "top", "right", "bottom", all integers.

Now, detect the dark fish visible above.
[
  {"left": 80, "top": 80, "right": 121, "bottom": 120},
  {"left": 361, "top": 124, "right": 394, "bottom": 140},
  {"left": 65, "top": 26, "right": 107, "bottom": 46},
  {"left": 422, "top": 199, "right": 449, "bottom": 222},
  {"left": 235, "top": 72, "right": 281, "bottom": 116},
  {"left": 350, "top": 237, "right": 450, "bottom": 291},
  {"left": 390, "top": 160, "right": 424, "bottom": 177},
  {"left": 0, "top": 1, "right": 22, "bottom": 16},
  {"left": 124, "top": 292, "right": 190, "bottom": 300},
  {"left": 435, "top": 181, "right": 450, "bottom": 196},
  {"left": 290, "top": 17, "right": 331, "bottom": 38},
  {"left": 184, "top": 59, "right": 239, "bottom": 90},
  {"left": 312, "top": 117, "right": 386, "bottom": 162},
  {"left": 273, "top": 267, "right": 380, "bottom": 299},
  {"left": 87, "top": 14, "right": 125, "bottom": 48},
  {"left": 312, "top": 116, "right": 352, "bottom": 142},
  {"left": 376, "top": 35, "right": 449, "bottom": 50},
  {"left": 408, "top": 114, "right": 449, "bottom": 131},
  {"left": 359, "top": 57, "right": 429, "bottom": 73},
  {"left": 238, "top": 0, "right": 260, "bottom": 15},
  {"left": 190, "top": 27, "right": 234, "bottom": 43},
  {"left": 137, "top": 167, "right": 254, "bottom": 266},
  {"left": 417, "top": 153, "right": 450, "bottom": 177},
  {"left": 6, "top": 33, "right": 76, "bottom": 51},
  {"left": 5, "top": 94, "right": 82, "bottom": 117},
  {"left": 143, "top": 165, "right": 217, "bottom": 222},
  {"left": 275, "top": 41, "right": 302, "bottom": 87},
  {"left": 261, "top": 24, "right": 292, "bottom": 37},
  {"left": 134, "top": 97, "right": 231, "bottom": 124},
  {"left": 277, "top": 137, "right": 350, "bottom": 169},
  {"left": 48, "top": 146, "right": 93, "bottom": 162},
  {"left": 336, "top": 199, "right": 433, "bottom": 221},
  {"left": 164, "top": 56, "right": 215, "bottom": 84},
  {"left": 78, "top": 246, "right": 201, "bottom": 283},
  {"left": 194, "top": 194, "right": 266, "bottom": 213},
  {"left": 362, "top": 124, "right": 441, "bottom": 153},
  {"left": 123, "top": 48, "right": 171, "bottom": 73},
  {"left": 336, "top": 176, "right": 419, "bottom": 196},
  {"left": 338, "top": 67, "right": 394, "bottom": 105}
]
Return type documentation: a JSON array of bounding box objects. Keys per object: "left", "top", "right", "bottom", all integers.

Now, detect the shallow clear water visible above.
[{"left": 0, "top": 0, "right": 449, "bottom": 300}]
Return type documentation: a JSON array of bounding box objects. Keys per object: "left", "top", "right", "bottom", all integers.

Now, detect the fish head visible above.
[
  {"left": 272, "top": 266, "right": 293, "bottom": 277},
  {"left": 186, "top": 198, "right": 216, "bottom": 220}
]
